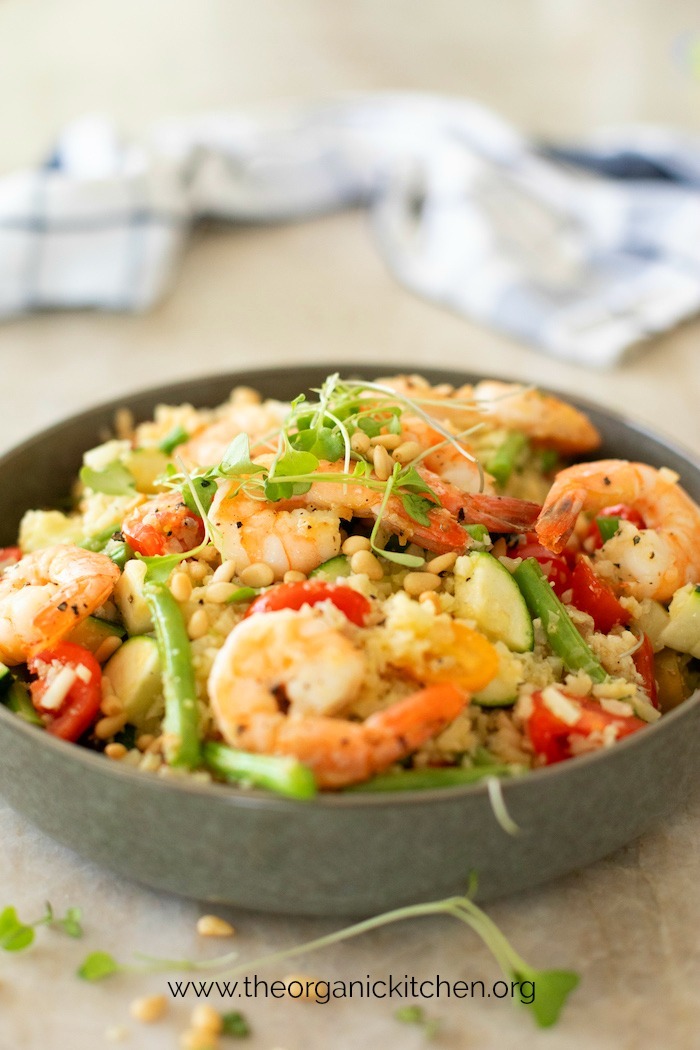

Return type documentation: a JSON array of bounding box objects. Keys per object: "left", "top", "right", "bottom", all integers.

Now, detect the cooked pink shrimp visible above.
[
  {"left": 207, "top": 607, "right": 467, "bottom": 788},
  {"left": 179, "top": 398, "right": 288, "bottom": 469},
  {"left": 536, "top": 459, "right": 700, "bottom": 600},
  {"left": 209, "top": 485, "right": 343, "bottom": 578},
  {"left": 400, "top": 415, "right": 493, "bottom": 494},
  {"left": 211, "top": 462, "right": 540, "bottom": 573},
  {"left": 0, "top": 545, "right": 121, "bottom": 664},
  {"left": 380, "top": 375, "right": 601, "bottom": 456}
]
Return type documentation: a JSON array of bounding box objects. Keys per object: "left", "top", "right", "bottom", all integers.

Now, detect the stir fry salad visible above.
[{"left": 2, "top": 374, "right": 699, "bottom": 797}]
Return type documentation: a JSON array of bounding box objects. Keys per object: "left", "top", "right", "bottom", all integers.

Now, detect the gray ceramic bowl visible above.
[{"left": 0, "top": 364, "right": 698, "bottom": 917}]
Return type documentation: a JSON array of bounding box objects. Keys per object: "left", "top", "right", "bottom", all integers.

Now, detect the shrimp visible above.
[
  {"left": 210, "top": 464, "right": 540, "bottom": 574},
  {"left": 399, "top": 415, "right": 493, "bottom": 494},
  {"left": 209, "top": 485, "right": 343, "bottom": 579},
  {"left": 379, "top": 375, "right": 601, "bottom": 456},
  {"left": 121, "top": 491, "right": 206, "bottom": 557},
  {"left": 207, "top": 607, "right": 468, "bottom": 788},
  {"left": 179, "top": 397, "right": 288, "bottom": 469},
  {"left": 536, "top": 459, "right": 700, "bottom": 601},
  {"left": 0, "top": 545, "right": 120, "bottom": 665}
]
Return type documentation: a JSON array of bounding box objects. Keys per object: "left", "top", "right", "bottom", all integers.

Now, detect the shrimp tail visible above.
[{"left": 460, "top": 493, "right": 542, "bottom": 534}]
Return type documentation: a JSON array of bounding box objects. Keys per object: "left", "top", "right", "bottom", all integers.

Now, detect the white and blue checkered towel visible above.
[{"left": 2, "top": 94, "right": 700, "bottom": 367}]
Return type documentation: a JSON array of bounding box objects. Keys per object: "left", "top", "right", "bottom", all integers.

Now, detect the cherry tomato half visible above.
[
  {"left": 586, "top": 504, "right": 647, "bottom": 550},
  {"left": 512, "top": 533, "right": 572, "bottom": 598},
  {"left": 122, "top": 494, "right": 205, "bottom": 557},
  {"left": 28, "top": 641, "right": 103, "bottom": 742},
  {"left": 569, "top": 558, "right": 631, "bottom": 634},
  {"left": 246, "top": 580, "right": 371, "bottom": 626},
  {"left": 526, "top": 690, "right": 646, "bottom": 765}
]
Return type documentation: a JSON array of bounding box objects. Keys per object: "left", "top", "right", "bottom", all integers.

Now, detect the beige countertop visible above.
[{"left": 1, "top": 2, "right": 699, "bottom": 1048}]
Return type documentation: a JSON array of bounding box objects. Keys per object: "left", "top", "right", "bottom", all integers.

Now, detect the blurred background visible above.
[{"left": 1, "top": 0, "right": 699, "bottom": 444}]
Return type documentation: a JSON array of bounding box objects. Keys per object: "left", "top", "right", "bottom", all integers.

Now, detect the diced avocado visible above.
[
  {"left": 472, "top": 643, "right": 524, "bottom": 707},
  {"left": 68, "top": 616, "right": 126, "bottom": 656},
  {"left": 114, "top": 559, "right": 154, "bottom": 636},
  {"left": 123, "top": 448, "right": 170, "bottom": 494},
  {"left": 632, "top": 599, "right": 670, "bottom": 653},
  {"left": 310, "top": 555, "right": 351, "bottom": 580},
  {"left": 453, "top": 551, "right": 534, "bottom": 653},
  {"left": 659, "top": 584, "right": 700, "bottom": 658},
  {"left": 103, "top": 636, "right": 163, "bottom": 728}
]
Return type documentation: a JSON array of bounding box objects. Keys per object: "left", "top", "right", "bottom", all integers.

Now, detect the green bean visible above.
[
  {"left": 102, "top": 538, "right": 134, "bottom": 570},
  {"left": 203, "top": 742, "right": 317, "bottom": 800},
  {"left": 513, "top": 558, "right": 607, "bottom": 683},
  {"left": 485, "top": 431, "right": 528, "bottom": 487},
  {"left": 346, "top": 764, "right": 522, "bottom": 793},
  {"left": 144, "top": 582, "right": 201, "bottom": 768}
]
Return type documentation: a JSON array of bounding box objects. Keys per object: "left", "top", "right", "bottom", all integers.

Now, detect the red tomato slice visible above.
[
  {"left": 246, "top": 580, "right": 371, "bottom": 626},
  {"left": 28, "top": 641, "right": 103, "bottom": 742},
  {"left": 527, "top": 690, "right": 646, "bottom": 765},
  {"left": 569, "top": 558, "right": 631, "bottom": 633},
  {"left": 586, "top": 504, "right": 647, "bottom": 550},
  {"left": 632, "top": 633, "right": 658, "bottom": 709},
  {"left": 122, "top": 495, "right": 205, "bottom": 557},
  {"left": 512, "top": 534, "right": 572, "bottom": 597}
]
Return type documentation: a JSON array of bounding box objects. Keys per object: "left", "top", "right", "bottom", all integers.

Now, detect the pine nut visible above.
[
  {"left": 392, "top": 440, "right": 423, "bottom": 465},
  {"left": 240, "top": 562, "right": 275, "bottom": 588},
  {"left": 432, "top": 383, "right": 454, "bottom": 396},
  {"left": 205, "top": 582, "right": 237, "bottom": 604},
  {"left": 188, "top": 561, "right": 209, "bottom": 581},
  {"left": 94, "top": 713, "right": 128, "bottom": 740},
  {"left": 403, "top": 571, "right": 441, "bottom": 596},
  {"left": 187, "top": 608, "right": 209, "bottom": 640},
  {"left": 137, "top": 734, "right": 155, "bottom": 752},
  {"left": 93, "top": 635, "right": 122, "bottom": 664},
  {"left": 283, "top": 570, "right": 306, "bottom": 583},
  {"left": 350, "top": 430, "right": 371, "bottom": 455},
  {"left": 180, "top": 1030, "right": 218, "bottom": 1050},
  {"left": 190, "top": 1004, "right": 223, "bottom": 1035},
  {"left": 373, "top": 444, "right": 393, "bottom": 482},
  {"left": 145, "top": 735, "right": 164, "bottom": 755},
  {"left": 370, "top": 433, "right": 402, "bottom": 450},
  {"left": 212, "top": 559, "right": 237, "bottom": 584},
  {"left": 170, "top": 571, "right": 193, "bottom": 602},
  {"left": 100, "top": 694, "right": 124, "bottom": 718},
  {"left": 341, "top": 535, "right": 371, "bottom": 556},
  {"left": 425, "top": 551, "right": 458, "bottom": 574},
  {"left": 104, "top": 742, "right": 128, "bottom": 760},
  {"left": 231, "top": 385, "right": 261, "bottom": 405},
  {"left": 284, "top": 973, "right": 323, "bottom": 1001},
  {"left": 196, "top": 914, "right": 235, "bottom": 938},
  {"left": 350, "top": 549, "right": 383, "bottom": 580},
  {"left": 129, "top": 994, "right": 167, "bottom": 1024}
]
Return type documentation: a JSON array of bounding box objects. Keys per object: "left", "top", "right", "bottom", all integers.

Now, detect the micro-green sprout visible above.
[{"left": 0, "top": 902, "right": 83, "bottom": 953}]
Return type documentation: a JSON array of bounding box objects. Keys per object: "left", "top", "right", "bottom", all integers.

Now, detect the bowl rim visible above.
[{"left": 1, "top": 361, "right": 698, "bottom": 812}]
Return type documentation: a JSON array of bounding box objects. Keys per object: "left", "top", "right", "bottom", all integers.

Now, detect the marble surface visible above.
[{"left": 1, "top": 2, "right": 700, "bottom": 1047}]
